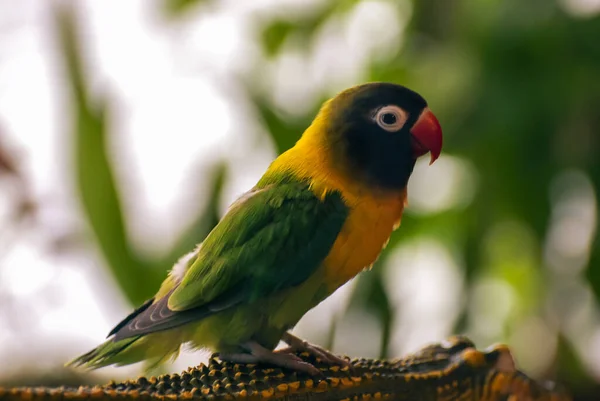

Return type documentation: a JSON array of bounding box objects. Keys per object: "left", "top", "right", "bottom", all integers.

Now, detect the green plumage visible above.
[
  {"left": 169, "top": 180, "right": 348, "bottom": 310},
  {"left": 68, "top": 177, "right": 349, "bottom": 369}
]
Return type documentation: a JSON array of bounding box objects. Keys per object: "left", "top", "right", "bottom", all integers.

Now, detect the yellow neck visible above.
[{"left": 267, "top": 114, "right": 406, "bottom": 205}]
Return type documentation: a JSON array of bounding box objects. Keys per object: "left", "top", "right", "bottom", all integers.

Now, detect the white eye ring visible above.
[{"left": 374, "top": 105, "right": 408, "bottom": 132}]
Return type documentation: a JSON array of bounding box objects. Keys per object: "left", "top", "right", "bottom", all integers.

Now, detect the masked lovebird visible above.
[{"left": 68, "top": 82, "right": 443, "bottom": 375}]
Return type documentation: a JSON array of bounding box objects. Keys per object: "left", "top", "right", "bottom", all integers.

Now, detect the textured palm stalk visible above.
[{"left": 0, "top": 336, "right": 570, "bottom": 401}]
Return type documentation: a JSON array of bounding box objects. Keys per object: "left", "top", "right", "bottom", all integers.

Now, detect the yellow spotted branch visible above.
[{"left": 0, "top": 337, "right": 570, "bottom": 401}]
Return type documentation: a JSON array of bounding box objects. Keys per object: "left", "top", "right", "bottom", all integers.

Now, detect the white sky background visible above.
[{"left": 1, "top": 0, "right": 599, "bottom": 384}]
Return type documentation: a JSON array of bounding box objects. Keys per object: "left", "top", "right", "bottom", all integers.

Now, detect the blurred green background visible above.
[{"left": 0, "top": 0, "right": 599, "bottom": 399}]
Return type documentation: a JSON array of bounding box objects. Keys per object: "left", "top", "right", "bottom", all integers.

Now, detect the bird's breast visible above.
[{"left": 321, "top": 188, "right": 407, "bottom": 290}]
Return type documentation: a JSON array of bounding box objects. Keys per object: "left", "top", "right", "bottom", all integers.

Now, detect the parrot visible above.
[{"left": 67, "top": 82, "right": 443, "bottom": 375}]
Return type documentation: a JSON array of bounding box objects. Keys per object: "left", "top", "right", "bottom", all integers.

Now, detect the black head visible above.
[{"left": 322, "top": 82, "right": 442, "bottom": 191}]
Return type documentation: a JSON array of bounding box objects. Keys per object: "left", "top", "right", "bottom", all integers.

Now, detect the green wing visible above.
[{"left": 111, "top": 180, "right": 348, "bottom": 340}]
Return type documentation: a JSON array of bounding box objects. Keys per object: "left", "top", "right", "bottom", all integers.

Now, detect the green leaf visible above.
[
  {"left": 250, "top": 94, "right": 321, "bottom": 154},
  {"left": 54, "top": 5, "right": 164, "bottom": 306},
  {"left": 261, "top": 21, "right": 295, "bottom": 58},
  {"left": 162, "top": 0, "right": 211, "bottom": 18}
]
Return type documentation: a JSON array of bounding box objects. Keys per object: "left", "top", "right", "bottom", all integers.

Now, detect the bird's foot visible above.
[
  {"left": 278, "top": 331, "right": 353, "bottom": 369},
  {"left": 218, "top": 341, "right": 322, "bottom": 376}
]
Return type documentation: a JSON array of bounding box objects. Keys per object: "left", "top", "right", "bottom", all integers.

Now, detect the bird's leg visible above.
[
  {"left": 215, "top": 352, "right": 260, "bottom": 364},
  {"left": 218, "top": 341, "right": 322, "bottom": 376},
  {"left": 278, "top": 331, "right": 352, "bottom": 368}
]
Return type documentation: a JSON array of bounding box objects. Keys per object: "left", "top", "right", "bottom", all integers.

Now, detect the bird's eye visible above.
[
  {"left": 382, "top": 113, "right": 397, "bottom": 125},
  {"left": 374, "top": 105, "right": 407, "bottom": 132}
]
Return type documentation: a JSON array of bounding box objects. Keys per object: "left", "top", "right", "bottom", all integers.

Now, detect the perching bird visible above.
[{"left": 68, "top": 82, "right": 443, "bottom": 375}]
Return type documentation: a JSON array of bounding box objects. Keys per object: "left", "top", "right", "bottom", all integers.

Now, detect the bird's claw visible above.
[
  {"left": 280, "top": 332, "right": 355, "bottom": 373},
  {"left": 222, "top": 341, "right": 323, "bottom": 376}
]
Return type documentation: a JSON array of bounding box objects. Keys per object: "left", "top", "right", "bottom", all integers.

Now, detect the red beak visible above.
[{"left": 410, "top": 108, "right": 443, "bottom": 165}]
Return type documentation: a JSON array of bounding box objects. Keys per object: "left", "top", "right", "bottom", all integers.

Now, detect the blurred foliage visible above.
[
  {"left": 2, "top": 0, "right": 595, "bottom": 399},
  {"left": 55, "top": 5, "right": 227, "bottom": 306},
  {"left": 56, "top": 7, "right": 161, "bottom": 305},
  {"left": 161, "top": 0, "right": 213, "bottom": 18}
]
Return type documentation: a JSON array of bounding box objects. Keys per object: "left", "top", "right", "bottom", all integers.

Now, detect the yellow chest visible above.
[{"left": 321, "top": 189, "right": 406, "bottom": 289}]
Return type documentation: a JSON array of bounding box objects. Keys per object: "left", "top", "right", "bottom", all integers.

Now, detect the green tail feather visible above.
[
  {"left": 67, "top": 332, "right": 183, "bottom": 371},
  {"left": 66, "top": 336, "right": 143, "bottom": 370}
]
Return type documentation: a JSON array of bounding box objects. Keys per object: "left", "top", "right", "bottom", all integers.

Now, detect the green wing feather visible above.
[
  {"left": 169, "top": 181, "right": 348, "bottom": 310},
  {"left": 110, "top": 179, "right": 348, "bottom": 340}
]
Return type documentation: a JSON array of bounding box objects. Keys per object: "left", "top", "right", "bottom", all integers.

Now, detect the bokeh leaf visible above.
[
  {"left": 55, "top": 5, "right": 163, "bottom": 306},
  {"left": 162, "top": 0, "right": 212, "bottom": 18}
]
